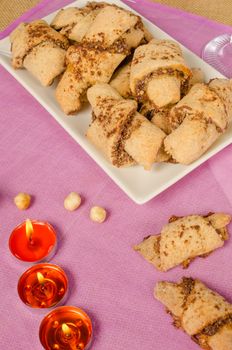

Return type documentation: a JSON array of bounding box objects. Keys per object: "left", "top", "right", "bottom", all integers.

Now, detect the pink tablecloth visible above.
[{"left": 1, "top": 1, "right": 232, "bottom": 350}]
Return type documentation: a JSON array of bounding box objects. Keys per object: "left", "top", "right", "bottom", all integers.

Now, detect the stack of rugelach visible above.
[{"left": 10, "top": 2, "right": 232, "bottom": 171}]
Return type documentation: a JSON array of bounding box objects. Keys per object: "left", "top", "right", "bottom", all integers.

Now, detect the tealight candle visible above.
[
  {"left": 9, "top": 219, "right": 57, "bottom": 262},
  {"left": 18, "top": 263, "right": 68, "bottom": 309},
  {"left": 39, "top": 306, "right": 92, "bottom": 350}
]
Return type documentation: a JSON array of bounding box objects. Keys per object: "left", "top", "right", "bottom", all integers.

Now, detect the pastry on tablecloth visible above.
[
  {"left": 130, "top": 39, "right": 192, "bottom": 109},
  {"left": 10, "top": 20, "right": 69, "bottom": 86},
  {"left": 56, "top": 4, "right": 148, "bottom": 114},
  {"left": 86, "top": 83, "right": 166, "bottom": 169},
  {"left": 134, "top": 213, "right": 231, "bottom": 271},
  {"left": 155, "top": 277, "right": 232, "bottom": 350},
  {"left": 164, "top": 79, "right": 232, "bottom": 164}
]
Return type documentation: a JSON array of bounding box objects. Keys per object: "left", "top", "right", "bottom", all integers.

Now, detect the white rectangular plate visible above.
[{"left": 0, "top": 0, "right": 230, "bottom": 204}]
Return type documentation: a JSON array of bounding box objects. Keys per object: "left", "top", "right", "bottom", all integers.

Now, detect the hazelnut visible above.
[
  {"left": 64, "top": 192, "right": 81, "bottom": 211},
  {"left": 14, "top": 192, "right": 31, "bottom": 210},
  {"left": 90, "top": 206, "right": 107, "bottom": 223}
]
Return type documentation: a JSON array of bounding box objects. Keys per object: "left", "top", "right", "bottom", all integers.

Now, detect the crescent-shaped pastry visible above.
[
  {"left": 164, "top": 80, "right": 232, "bottom": 164},
  {"left": 56, "top": 45, "right": 125, "bottom": 114},
  {"left": 51, "top": 3, "right": 105, "bottom": 42},
  {"left": 155, "top": 277, "right": 232, "bottom": 350},
  {"left": 10, "top": 20, "right": 69, "bottom": 86},
  {"left": 130, "top": 39, "right": 192, "bottom": 109},
  {"left": 134, "top": 213, "right": 231, "bottom": 271},
  {"left": 56, "top": 4, "right": 146, "bottom": 114},
  {"left": 86, "top": 84, "right": 166, "bottom": 169},
  {"left": 82, "top": 5, "right": 144, "bottom": 49}
]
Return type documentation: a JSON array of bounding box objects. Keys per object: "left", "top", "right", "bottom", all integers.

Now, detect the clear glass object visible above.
[{"left": 202, "top": 34, "right": 232, "bottom": 78}]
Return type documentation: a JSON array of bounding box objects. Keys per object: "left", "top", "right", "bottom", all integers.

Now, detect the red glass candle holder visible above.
[
  {"left": 9, "top": 220, "right": 57, "bottom": 263},
  {"left": 18, "top": 263, "right": 68, "bottom": 309},
  {"left": 39, "top": 306, "right": 92, "bottom": 350}
]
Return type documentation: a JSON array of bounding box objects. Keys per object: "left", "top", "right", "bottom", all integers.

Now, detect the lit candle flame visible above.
[
  {"left": 62, "top": 323, "right": 72, "bottom": 337},
  {"left": 37, "top": 272, "right": 45, "bottom": 284},
  {"left": 25, "top": 219, "right": 34, "bottom": 241}
]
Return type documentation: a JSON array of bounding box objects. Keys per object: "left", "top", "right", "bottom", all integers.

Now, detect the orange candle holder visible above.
[
  {"left": 18, "top": 264, "right": 68, "bottom": 309},
  {"left": 9, "top": 219, "right": 57, "bottom": 263},
  {"left": 39, "top": 306, "right": 93, "bottom": 350}
]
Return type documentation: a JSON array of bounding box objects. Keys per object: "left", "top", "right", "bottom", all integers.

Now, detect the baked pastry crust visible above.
[
  {"left": 87, "top": 84, "right": 136, "bottom": 167},
  {"left": 139, "top": 67, "right": 205, "bottom": 136},
  {"left": 56, "top": 45, "right": 125, "bottom": 114},
  {"left": 130, "top": 39, "right": 192, "bottom": 109},
  {"left": 155, "top": 278, "right": 232, "bottom": 350},
  {"left": 87, "top": 83, "right": 166, "bottom": 169},
  {"left": 23, "top": 42, "right": 66, "bottom": 86},
  {"left": 164, "top": 80, "right": 232, "bottom": 164},
  {"left": 209, "top": 78, "right": 232, "bottom": 122},
  {"left": 124, "top": 111, "right": 166, "bottom": 169},
  {"left": 51, "top": 2, "right": 151, "bottom": 45},
  {"left": 55, "top": 3, "right": 147, "bottom": 114},
  {"left": 51, "top": 2, "right": 106, "bottom": 42},
  {"left": 110, "top": 59, "right": 132, "bottom": 98},
  {"left": 10, "top": 20, "right": 69, "bottom": 67},
  {"left": 134, "top": 213, "right": 231, "bottom": 271},
  {"left": 189, "top": 67, "right": 205, "bottom": 90},
  {"left": 10, "top": 20, "right": 69, "bottom": 86}
]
